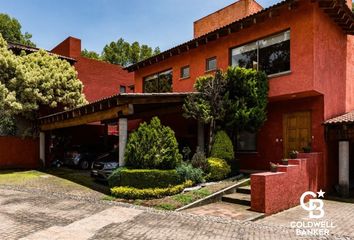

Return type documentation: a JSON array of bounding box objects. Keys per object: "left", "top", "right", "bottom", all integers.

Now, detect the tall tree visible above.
[
  {"left": 0, "top": 34, "right": 87, "bottom": 135},
  {"left": 81, "top": 49, "right": 101, "bottom": 60},
  {"left": 0, "top": 13, "right": 35, "bottom": 47},
  {"left": 101, "top": 38, "right": 160, "bottom": 66}
]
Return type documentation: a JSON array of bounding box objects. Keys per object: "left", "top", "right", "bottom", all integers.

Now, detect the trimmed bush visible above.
[
  {"left": 111, "top": 180, "right": 193, "bottom": 199},
  {"left": 125, "top": 117, "right": 182, "bottom": 170},
  {"left": 191, "top": 148, "right": 209, "bottom": 172},
  {"left": 176, "top": 162, "right": 205, "bottom": 184},
  {"left": 108, "top": 168, "right": 182, "bottom": 188},
  {"left": 206, "top": 158, "right": 231, "bottom": 181},
  {"left": 210, "top": 131, "right": 235, "bottom": 163}
]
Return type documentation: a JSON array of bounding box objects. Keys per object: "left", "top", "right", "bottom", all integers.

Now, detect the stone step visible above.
[
  {"left": 222, "top": 193, "right": 251, "bottom": 206},
  {"left": 236, "top": 185, "right": 251, "bottom": 194}
]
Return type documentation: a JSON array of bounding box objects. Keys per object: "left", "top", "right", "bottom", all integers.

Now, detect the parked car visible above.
[
  {"left": 63, "top": 145, "right": 103, "bottom": 170},
  {"left": 91, "top": 149, "right": 119, "bottom": 181}
]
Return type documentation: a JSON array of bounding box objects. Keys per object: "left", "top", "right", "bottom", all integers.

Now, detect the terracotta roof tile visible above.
[{"left": 325, "top": 111, "right": 354, "bottom": 125}]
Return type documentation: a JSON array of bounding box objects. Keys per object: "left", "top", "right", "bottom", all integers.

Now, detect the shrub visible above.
[
  {"left": 108, "top": 168, "right": 182, "bottom": 188},
  {"left": 176, "top": 162, "right": 205, "bottom": 184},
  {"left": 206, "top": 158, "right": 231, "bottom": 181},
  {"left": 110, "top": 180, "right": 193, "bottom": 199},
  {"left": 191, "top": 148, "right": 209, "bottom": 172},
  {"left": 125, "top": 117, "right": 182, "bottom": 170},
  {"left": 210, "top": 131, "right": 234, "bottom": 163}
]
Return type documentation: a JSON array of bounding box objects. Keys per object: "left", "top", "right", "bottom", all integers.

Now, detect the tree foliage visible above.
[
  {"left": 81, "top": 49, "right": 101, "bottom": 60},
  {"left": 125, "top": 117, "right": 182, "bottom": 170},
  {"left": 0, "top": 13, "right": 35, "bottom": 47},
  {"left": 0, "top": 34, "right": 87, "bottom": 134},
  {"left": 102, "top": 38, "right": 160, "bottom": 66},
  {"left": 210, "top": 130, "right": 235, "bottom": 163}
]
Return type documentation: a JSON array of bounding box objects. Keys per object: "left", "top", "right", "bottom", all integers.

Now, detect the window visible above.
[
  {"left": 129, "top": 85, "right": 135, "bottom": 93},
  {"left": 237, "top": 131, "right": 257, "bottom": 152},
  {"left": 180, "top": 65, "right": 190, "bottom": 79},
  {"left": 231, "top": 30, "right": 290, "bottom": 76},
  {"left": 120, "top": 85, "right": 126, "bottom": 93},
  {"left": 143, "top": 69, "right": 172, "bottom": 93},
  {"left": 206, "top": 57, "right": 217, "bottom": 72}
]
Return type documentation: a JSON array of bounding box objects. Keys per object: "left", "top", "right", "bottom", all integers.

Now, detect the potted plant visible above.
[
  {"left": 270, "top": 162, "right": 278, "bottom": 172},
  {"left": 281, "top": 158, "right": 289, "bottom": 165},
  {"left": 289, "top": 150, "right": 298, "bottom": 159}
]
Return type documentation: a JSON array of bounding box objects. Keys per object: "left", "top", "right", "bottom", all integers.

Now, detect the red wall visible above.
[
  {"left": 251, "top": 153, "right": 324, "bottom": 214},
  {"left": 51, "top": 37, "right": 134, "bottom": 102},
  {"left": 0, "top": 137, "right": 39, "bottom": 169}
]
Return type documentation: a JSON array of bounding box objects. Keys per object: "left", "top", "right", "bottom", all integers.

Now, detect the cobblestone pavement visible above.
[
  {"left": 184, "top": 202, "right": 264, "bottom": 221},
  {"left": 0, "top": 186, "right": 353, "bottom": 240},
  {"left": 257, "top": 200, "right": 354, "bottom": 238}
]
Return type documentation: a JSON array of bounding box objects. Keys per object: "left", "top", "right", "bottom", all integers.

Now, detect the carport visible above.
[{"left": 38, "top": 93, "right": 204, "bottom": 167}]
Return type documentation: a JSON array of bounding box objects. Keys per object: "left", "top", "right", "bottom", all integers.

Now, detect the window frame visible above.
[
  {"left": 120, "top": 85, "right": 126, "bottom": 93},
  {"left": 180, "top": 65, "right": 190, "bottom": 79},
  {"left": 143, "top": 68, "right": 173, "bottom": 93},
  {"left": 236, "top": 131, "right": 258, "bottom": 153},
  {"left": 229, "top": 29, "right": 291, "bottom": 77},
  {"left": 205, "top": 56, "right": 217, "bottom": 72}
]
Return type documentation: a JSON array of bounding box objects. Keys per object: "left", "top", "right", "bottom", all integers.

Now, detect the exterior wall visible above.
[
  {"left": 134, "top": 0, "right": 317, "bottom": 100},
  {"left": 193, "top": 0, "right": 263, "bottom": 38},
  {"left": 51, "top": 37, "right": 134, "bottom": 102},
  {"left": 238, "top": 96, "right": 324, "bottom": 170},
  {"left": 251, "top": 153, "right": 323, "bottom": 214},
  {"left": 74, "top": 56, "right": 134, "bottom": 102},
  {"left": 0, "top": 137, "right": 40, "bottom": 169}
]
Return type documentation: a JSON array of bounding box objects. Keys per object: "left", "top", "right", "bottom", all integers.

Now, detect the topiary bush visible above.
[
  {"left": 176, "top": 162, "right": 205, "bottom": 184},
  {"left": 108, "top": 168, "right": 182, "bottom": 188},
  {"left": 125, "top": 117, "right": 182, "bottom": 170},
  {"left": 190, "top": 147, "right": 209, "bottom": 172},
  {"left": 110, "top": 180, "right": 193, "bottom": 199},
  {"left": 206, "top": 158, "right": 231, "bottom": 181},
  {"left": 210, "top": 131, "right": 235, "bottom": 163}
]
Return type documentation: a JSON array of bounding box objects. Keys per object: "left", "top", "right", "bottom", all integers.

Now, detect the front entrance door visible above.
[{"left": 283, "top": 111, "right": 311, "bottom": 158}]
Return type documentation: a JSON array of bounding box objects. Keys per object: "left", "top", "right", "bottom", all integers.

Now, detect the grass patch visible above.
[
  {"left": 155, "top": 203, "right": 175, "bottom": 211},
  {"left": 0, "top": 170, "right": 44, "bottom": 183},
  {"left": 102, "top": 195, "right": 116, "bottom": 201},
  {"left": 171, "top": 188, "right": 212, "bottom": 205},
  {"left": 172, "top": 194, "right": 194, "bottom": 205}
]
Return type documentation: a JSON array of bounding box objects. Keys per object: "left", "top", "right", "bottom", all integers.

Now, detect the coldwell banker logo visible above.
[{"left": 290, "top": 190, "right": 335, "bottom": 237}]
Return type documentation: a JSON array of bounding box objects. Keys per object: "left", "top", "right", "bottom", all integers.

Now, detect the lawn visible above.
[{"left": 0, "top": 170, "right": 45, "bottom": 184}]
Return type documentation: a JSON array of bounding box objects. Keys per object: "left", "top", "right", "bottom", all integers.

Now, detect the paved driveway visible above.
[{"left": 0, "top": 186, "right": 353, "bottom": 240}]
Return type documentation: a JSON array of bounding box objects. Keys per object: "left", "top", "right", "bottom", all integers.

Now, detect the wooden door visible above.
[{"left": 283, "top": 111, "right": 311, "bottom": 158}]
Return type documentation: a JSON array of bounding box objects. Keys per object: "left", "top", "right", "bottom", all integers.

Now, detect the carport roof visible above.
[
  {"left": 38, "top": 92, "right": 194, "bottom": 131},
  {"left": 324, "top": 110, "right": 354, "bottom": 125}
]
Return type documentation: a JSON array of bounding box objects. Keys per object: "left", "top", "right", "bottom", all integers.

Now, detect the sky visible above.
[{"left": 0, "top": 0, "right": 279, "bottom": 53}]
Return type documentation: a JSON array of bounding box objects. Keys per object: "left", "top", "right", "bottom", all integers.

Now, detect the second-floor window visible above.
[
  {"left": 143, "top": 69, "right": 172, "bottom": 93},
  {"left": 206, "top": 57, "right": 217, "bottom": 72},
  {"left": 120, "top": 85, "right": 126, "bottom": 93},
  {"left": 180, "top": 65, "right": 190, "bottom": 79},
  {"left": 231, "top": 30, "right": 290, "bottom": 76}
]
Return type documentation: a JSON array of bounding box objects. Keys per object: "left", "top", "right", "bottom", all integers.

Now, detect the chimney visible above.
[
  {"left": 51, "top": 37, "right": 81, "bottom": 58},
  {"left": 193, "top": 0, "right": 263, "bottom": 38}
]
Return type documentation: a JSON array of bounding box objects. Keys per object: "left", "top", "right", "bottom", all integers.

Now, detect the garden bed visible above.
[{"left": 109, "top": 176, "right": 245, "bottom": 210}]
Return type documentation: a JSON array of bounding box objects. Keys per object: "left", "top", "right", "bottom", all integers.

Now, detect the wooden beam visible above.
[{"left": 40, "top": 105, "right": 129, "bottom": 131}]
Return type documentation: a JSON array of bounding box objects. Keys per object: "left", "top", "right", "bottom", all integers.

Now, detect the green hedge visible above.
[
  {"left": 111, "top": 180, "right": 193, "bottom": 199},
  {"left": 206, "top": 157, "right": 231, "bottom": 181},
  {"left": 210, "top": 130, "right": 235, "bottom": 163},
  {"left": 108, "top": 168, "right": 182, "bottom": 189}
]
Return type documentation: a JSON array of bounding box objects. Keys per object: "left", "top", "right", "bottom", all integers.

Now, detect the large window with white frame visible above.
[{"left": 231, "top": 30, "right": 290, "bottom": 76}]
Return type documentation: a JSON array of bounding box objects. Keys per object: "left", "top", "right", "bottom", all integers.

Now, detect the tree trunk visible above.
[{"left": 208, "top": 119, "right": 216, "bottom": 156}]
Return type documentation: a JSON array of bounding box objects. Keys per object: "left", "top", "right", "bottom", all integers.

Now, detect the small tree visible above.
[
  {"left": 183, "top": 70, "right": 227, "bottom": 152},
  {"left": 210, "top": 130, "right": 234, "bottom": 163},
  {"left": 125, "top": 117, "right": 182, "bottom": 169}
]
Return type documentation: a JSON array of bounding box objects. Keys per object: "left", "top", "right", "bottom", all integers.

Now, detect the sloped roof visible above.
[
  {"left": 325, "top": 111, "right": 354, "bottom": 125},
  {"left": 8, "top": 42, "right": 76, "bottom": 63},
  {"left": 125, "top": 0, "right": 354, "bottom": 72}
]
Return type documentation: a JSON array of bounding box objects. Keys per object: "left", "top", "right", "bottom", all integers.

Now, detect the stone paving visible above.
[
  {"left": 0, "top": 186, "right": 353, "bottom": 240},
  {"left": 184, "top": 202, "right": 263, "bottom": 221}
]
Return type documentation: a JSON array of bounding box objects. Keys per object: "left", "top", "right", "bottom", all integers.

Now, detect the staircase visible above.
[{"left": 222, "top": 185, "right": 251, "bottom": 206}]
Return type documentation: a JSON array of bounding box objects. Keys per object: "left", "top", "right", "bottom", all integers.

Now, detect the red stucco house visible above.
[{"left": 125, "top": 0, "right": 354, "bottom": 192}]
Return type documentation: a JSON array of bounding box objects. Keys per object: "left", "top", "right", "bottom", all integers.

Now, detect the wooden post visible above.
[
  {"left": 39, "top": 132, "right": 45, "bottom": 167},
  {"left": 197, "top": 120, "right": 205, "bottom": 153},
  {"left": 339, "top": 140, "right": 350, "bottom": 197},
  {"left": 119, "top": 118, "right": 128, "bottom": 167}
]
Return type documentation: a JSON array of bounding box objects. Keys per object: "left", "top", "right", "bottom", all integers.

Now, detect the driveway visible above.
[{"left": 0, "top": 186, "right": 353, "bottom": 240}]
